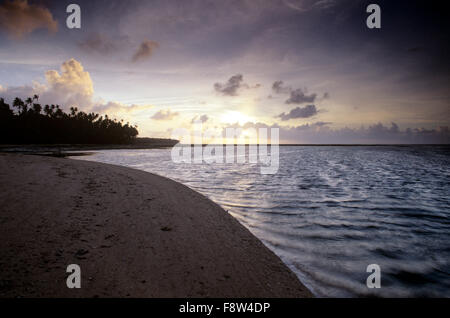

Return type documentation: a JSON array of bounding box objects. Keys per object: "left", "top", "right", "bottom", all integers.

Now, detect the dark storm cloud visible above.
[
  {"left": 214, "top": 74, "right": 251, "bottom": 96},
  {"left": 0, "top": 0, "right": 57, "bottom": 38},
  {"left": 277, "top": 105, "right": 318, "bottom": 120},
  {"left": 132, "top": 40, "right": 160, "bottom": 62}
]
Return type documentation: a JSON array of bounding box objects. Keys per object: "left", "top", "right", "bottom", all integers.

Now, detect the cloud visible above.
[
  {"left": 286, "top": 88, "right": 317, "bottom": 104},
  {"left": 0, "top": 83, "right": 38, "bottom": 101},
  {"left": 214, "top": 74, "right": 259, "bottom": 96},
  {"left": 272, "top": 80, "right": 291, "bottom": 94},
  {"left": 282, "top": 122, "right": 450, "bottom": 144},
  {"left": 132, "top": 40, "right": 159, "bottom": 62},
  {"left": 0, "top": 58, "right": 150, "bottom": 119},
  {"left": 43, "top": 58, "right": 94, "bottom": 109},
  {"left": 271, "top": 80, "right": 324, "bottom": 104},
  {"left": 314, "top": 121, "right": 332, "bottom": 127},
  {"left": 214, "top": 74, "right": 245, "bottom": 96},
  {"left": 0, "top": 0, "right": 57, "bottom": 38},
  {"left": 79, "top": 33, "right": 129, "bottom": 55},
  {"left": 277, "top": 105, "right": 318, "bottom": 120},
  {"left": 92, "top": 101, "right": 154, "bottom": 114},
  {"left": 229, "top": 121, "right": 450, "bottom": 144},
  {"left": 0, "top": 58, "right": 94, "bottom": 110},
  {"left": 151, "top": 109, "right": 179, "bottom": 120},
  {"left": 191, "top": 114, "right": 209, "bottom": 123}
]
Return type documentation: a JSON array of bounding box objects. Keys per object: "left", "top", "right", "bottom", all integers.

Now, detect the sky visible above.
[{"left": 0, "top": 0, "right": 449, "bottom": 143}]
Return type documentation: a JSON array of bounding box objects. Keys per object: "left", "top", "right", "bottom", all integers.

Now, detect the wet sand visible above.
[{"left": 0, "top": 153, "right": 312, "bottom": 297}]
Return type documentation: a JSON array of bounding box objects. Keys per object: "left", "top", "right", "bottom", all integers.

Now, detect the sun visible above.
[{"left": 220, "top": 111, "right": 254, "bottom": 125}]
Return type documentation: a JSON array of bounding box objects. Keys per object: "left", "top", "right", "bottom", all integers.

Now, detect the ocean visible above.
[{"left": 73, "top": 145, "right": 450, "bottom": 297}]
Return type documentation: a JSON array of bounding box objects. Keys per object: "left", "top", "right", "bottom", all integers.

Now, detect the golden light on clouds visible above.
[
  {"left": 0, "top": 0, "right": 58, "bottom": 38},
  {"left": 45, "top": 59, "right": 94, "bottom": 97}
]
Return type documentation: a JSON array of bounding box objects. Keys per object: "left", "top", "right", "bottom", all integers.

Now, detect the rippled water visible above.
[{"left": 73, "top": 146, "right": 450, "bottom": 297}]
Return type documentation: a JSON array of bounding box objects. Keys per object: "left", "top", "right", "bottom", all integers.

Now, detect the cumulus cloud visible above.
[
  {"left": 214, "top": 74, "right": 245, "bottom": 96},
  {"left": 0, "top": 58, "right": 94, "bottom": 110},
  {"left": 271, "top": 80, "right": 324, "bottom": 104},
  {"left": 272, "top": 80, "right": 291, "bottom": 94},
  {"left": 0, "top": 58, "right": 149, "bottom": 118},
  {"left": 191, "top": 114, "right": 209, "bottom": 124},
  {"left": 214, "top": 74, "right": 259, "bottom": 96},
  {"left": 0, "top": 0, "right": 57, "bottom": 38},
  {"left": 286, "top": 88, "right": 317, "bottom": 104},
  {"left": 277, "top": 105, "right": 318, "bottom": 120},
  {"left": 132, "top": 40, "right": 159, "bottom": 62},
  {"left": 151, "top": 109, "right": 179, "bottom": 120},
  {"left": 44, "top": 58, "right": 94, "bottom": 109}
]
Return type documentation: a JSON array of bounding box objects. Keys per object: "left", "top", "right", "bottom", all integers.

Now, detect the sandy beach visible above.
[{"left": 0, "top": 153, "right": 312, "bottom": 298}]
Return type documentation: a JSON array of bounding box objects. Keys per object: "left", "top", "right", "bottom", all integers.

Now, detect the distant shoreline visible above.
[
  {"left": 0, "top": 153, "right": 312, "bottom": 297},
  {"left": 0, "top": 137, "right": 179, "bottom": 151},
  {"left": 0, "top": 138, "right": 179, "bottom": 157}
]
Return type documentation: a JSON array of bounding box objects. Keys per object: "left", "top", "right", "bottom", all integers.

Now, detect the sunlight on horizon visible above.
[{"left": 220, "top": 111, "right": 256, "bottom": 126}]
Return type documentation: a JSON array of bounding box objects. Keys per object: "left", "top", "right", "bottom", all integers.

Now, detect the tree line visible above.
[{"left": 0, "top": 95, "right": 138, "bottom": 144}]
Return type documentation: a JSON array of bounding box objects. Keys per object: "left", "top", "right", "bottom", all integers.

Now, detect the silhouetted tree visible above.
[{"left": 0, "top": 96, "right": 138, "bottom": 144}]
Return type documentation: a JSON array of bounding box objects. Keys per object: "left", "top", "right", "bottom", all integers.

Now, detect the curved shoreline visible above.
[{"left": 0, "top": 153, "right": 312, "bottom": 297}]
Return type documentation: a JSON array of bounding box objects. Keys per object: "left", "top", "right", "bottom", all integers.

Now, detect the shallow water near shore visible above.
[{"left": 73, "top": 146, "right": 450, "bottom": 297}]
